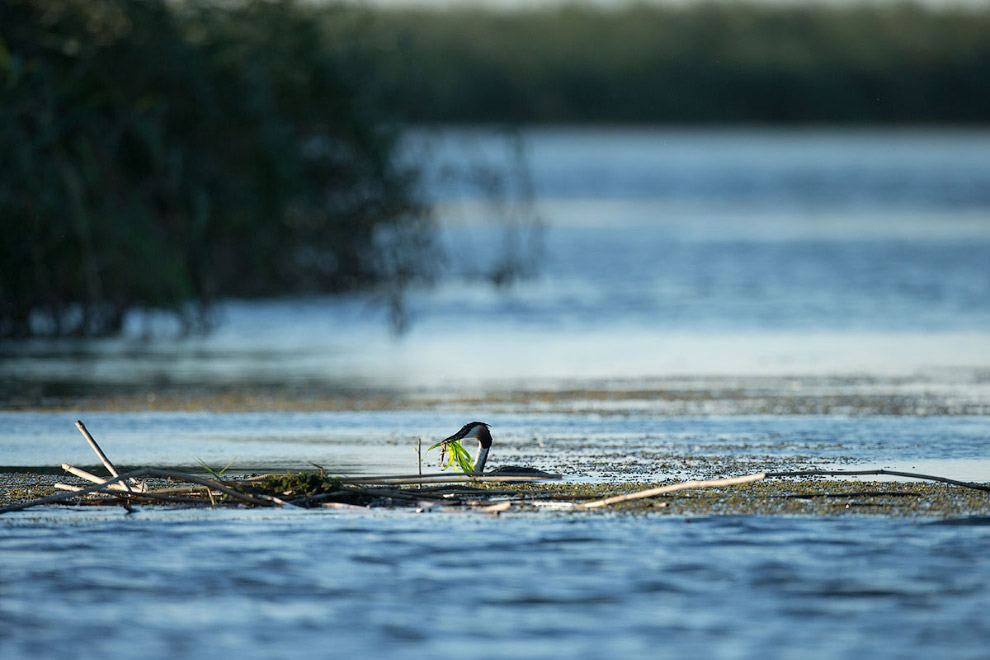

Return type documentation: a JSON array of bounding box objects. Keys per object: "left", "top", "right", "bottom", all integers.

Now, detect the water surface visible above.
[
  {"left": 3, "top": 129, "right": 990, "bottom": 659},
  {"left": 3, "top": 509, "right": 989, "bottom": 660}
]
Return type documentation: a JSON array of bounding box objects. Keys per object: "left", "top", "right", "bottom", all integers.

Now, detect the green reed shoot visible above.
[
  {"left": 428, "top": 439, "right": 475, "bottom": 474},
  {"left": 197, "top": 457, "right": 237, "bottom": 481}
]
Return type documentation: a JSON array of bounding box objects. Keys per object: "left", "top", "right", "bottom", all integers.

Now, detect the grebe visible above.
[{"left": 440, "top": 421, "right": 550, "bottom": 475}]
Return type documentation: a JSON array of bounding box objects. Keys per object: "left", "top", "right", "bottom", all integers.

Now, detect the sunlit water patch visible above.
[{"left": 2, "top": 412, "right": 987, "bottom": 483}]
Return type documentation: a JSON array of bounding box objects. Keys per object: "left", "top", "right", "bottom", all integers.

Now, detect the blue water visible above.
[
  {"left": 3, "top": 129, "right": 990, "bottom": 659},
  {"left": 2, "top": 510, "right": 990, "bottom": 660}
]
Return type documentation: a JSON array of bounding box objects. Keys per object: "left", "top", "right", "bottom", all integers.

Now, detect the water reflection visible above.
[{"left": 3, "top": 129, "right": 990, "bottom": 400}]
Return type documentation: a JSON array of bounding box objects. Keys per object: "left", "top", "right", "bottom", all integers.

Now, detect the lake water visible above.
[
  {"left": 3, "top": 128, "right": 990, "bottom": 658},
  {"left": 3, "top": 510, "right": 990, "bottom": 660}
]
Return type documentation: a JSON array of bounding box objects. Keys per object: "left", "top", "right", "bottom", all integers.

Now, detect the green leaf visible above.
[
  {"left": 427, "top": 439, "right": 475, "bottom": 474},
  {"left": 197, "top": 456, "right": 237, "bottom": 480}
]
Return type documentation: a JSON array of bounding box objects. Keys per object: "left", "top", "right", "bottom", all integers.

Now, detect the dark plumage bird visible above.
[{"left": 440, "top": 421, "right": 551, "bottom": 475}]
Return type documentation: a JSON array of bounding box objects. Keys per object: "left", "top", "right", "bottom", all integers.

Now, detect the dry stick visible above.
[
  {"left": 340, "top": 471, "right": 554, "bottom": 482},
  {"left": 141, "top": 469, "right": 278, "bottom": 507},
  {"left": 475, "top": 501, "right": 512, "bottom": 514},
  {"left": 342, "top": 473, "right": 561, "bottom": 486},
  {"left": 580, "top": 473, "right": 767, "bottom": 509},
  {"left": 53, "top": 483, "right": 218, "bottom": 506},
  {"left": 26, "top": 468, "right": 276, "bottom": 510},
  {"left": 417, "top": 438, "right": 422, "bottom": 489},
  {"left": 61, "top": 463, "right": 284, "bottom": 505},
  {"left": 0, "top": 469, "right": 151, "bottom": 514},
  {"left": 62, "top": 464, "right": 132, "bottom": 492},
  {"left": 765, "top": 469, "right": 990, "bottom": 493},
  {"left": 75, "top": 420, "right": 139, "bottom": 493}
]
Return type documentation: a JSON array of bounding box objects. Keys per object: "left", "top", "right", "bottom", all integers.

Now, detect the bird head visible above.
[
  {"left": 442, "top": 421, "right": 492, "bottom": 448},
  {"left": 432, "top": 421, "right": 492, "bottom": 473}
]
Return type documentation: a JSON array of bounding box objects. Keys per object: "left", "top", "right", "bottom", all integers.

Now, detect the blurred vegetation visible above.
[
  {"left": 4, "top": 1, "right": 988, "bottom": 337},
  {"left": 366, "top": 2, "right": 990, "bottom": 124},
  {"left": 0, "top": 0, "right": 430, "bottom": 337}
]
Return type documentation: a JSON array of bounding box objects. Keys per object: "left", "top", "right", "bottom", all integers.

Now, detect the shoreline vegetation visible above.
[
  {"left": 362, "top": 2, "right": 990, "bottom": 126},
  {"left": 3, "top": 1, "right": 990, "bottom": 338},
  {"left": 2, "top": 420, "right": 988, "bottom": 518}
]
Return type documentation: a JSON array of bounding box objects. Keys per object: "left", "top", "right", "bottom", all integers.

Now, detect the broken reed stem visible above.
[
  {"left": 765, "top": 469, "right": 990, "bottom": 493},
  {"left": 580, "top": 472, "right": 767, "bottom": 509},
  {"left": 75, "top": 420, "right": 140, "bottom": 492},
  {"left": 75, "top": 419, "right": 122, "bottom": 478},
  {"left": 62, "top": 464, "right": 131, "bottom": 492},
  {"left": 54, "top": 483, "right": 221, "bottom": 505},
  {"left": 342, "top": 473, "right": 561, "bottom": 485}
]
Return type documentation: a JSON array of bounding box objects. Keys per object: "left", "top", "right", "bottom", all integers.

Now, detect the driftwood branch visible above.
[
  {"left": 580, "top": 473, "right": 767, "bottom": 508},
  {"left": 765, "top": 469, "right": 990, "bottom": 493}
]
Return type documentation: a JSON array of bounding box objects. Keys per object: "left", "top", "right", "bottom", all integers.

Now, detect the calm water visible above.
[{"left": 3, "top": 129, "right": 990, "bottom": 658}]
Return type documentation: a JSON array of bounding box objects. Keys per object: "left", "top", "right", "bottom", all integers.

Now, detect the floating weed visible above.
[{"left": 255, "top": 472, "right": 338, "bottom": 497}]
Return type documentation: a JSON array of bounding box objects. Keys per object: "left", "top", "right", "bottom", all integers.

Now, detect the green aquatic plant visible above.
[
  {"left": 197, "top": 457, "right": 237, "bottom": 481},
  {"left": 258, "top": 472, "right": 329, "bottom": 496},
  {"left": 428, "top": 439, "right": 475, "bottom": 474}
]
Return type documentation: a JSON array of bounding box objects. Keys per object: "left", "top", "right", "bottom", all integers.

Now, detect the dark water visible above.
[{"left": 3, "top": 510, "right": 990, "bottom": 660}]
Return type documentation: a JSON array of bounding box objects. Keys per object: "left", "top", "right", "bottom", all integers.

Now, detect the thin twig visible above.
[
  {"left": 580, "top": 473, "right": 766, "bottom": 509},
  {"left": 417, "top": 438, "right": 422, "bottom": 489}
]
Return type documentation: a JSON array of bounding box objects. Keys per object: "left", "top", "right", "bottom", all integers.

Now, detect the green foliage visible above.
[
  {"left": 258, "top": 471, "right": 335, "bottom": 495},
  {"left": 428, "top": 438, "right": 475, "bottom": 474},
  {"left": 364, "top": 2, "right": 990, "bottom": 124},
  {"left": 197, "top": 456, "right": 237, "bottom": 481},
  {"left": 0, "top": 0, "right": 429, "bottom": 337}
]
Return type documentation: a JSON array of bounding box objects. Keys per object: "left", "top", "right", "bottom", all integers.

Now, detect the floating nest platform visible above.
[{"left": 1, "top": 421, "right": 988, "bottom": 519}]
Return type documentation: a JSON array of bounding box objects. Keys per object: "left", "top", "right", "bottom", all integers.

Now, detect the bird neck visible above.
[{"left": 473, "top": 445, "right": 490, "bottom": 473}]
